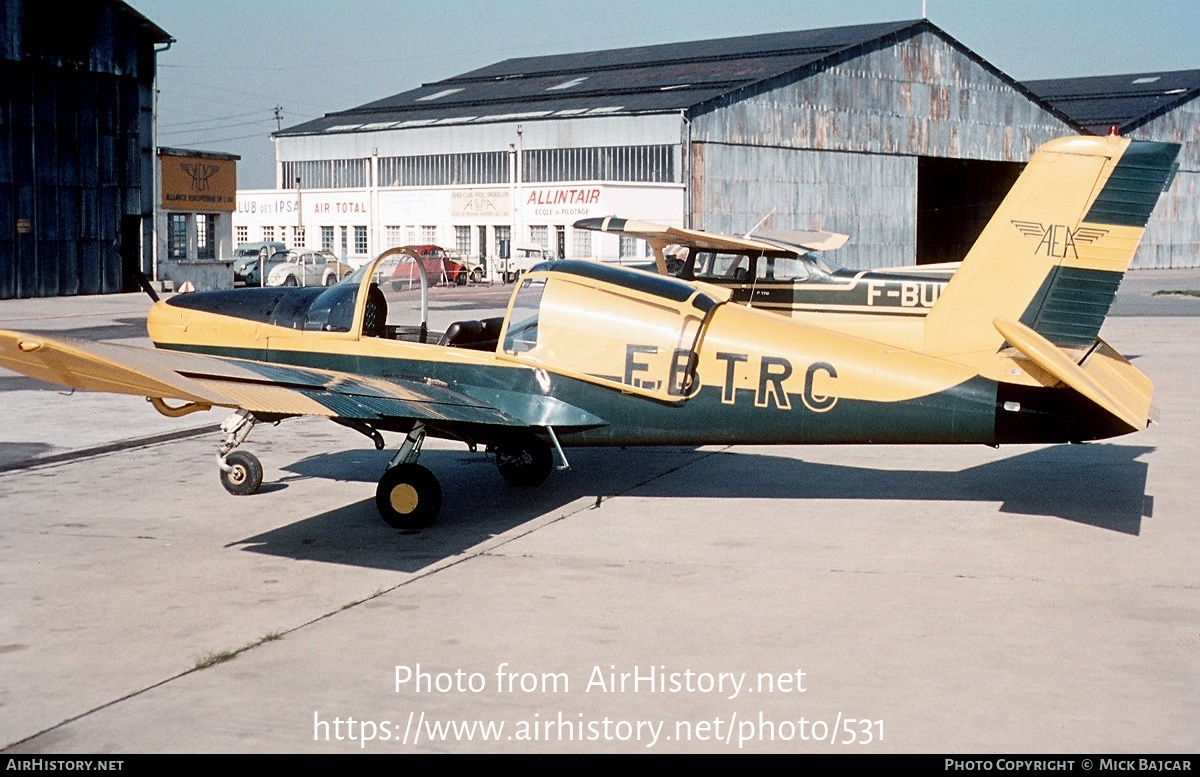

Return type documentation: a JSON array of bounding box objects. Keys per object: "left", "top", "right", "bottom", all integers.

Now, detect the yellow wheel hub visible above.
[{"left": 389, "top": 483, "right": 419, "bottom": 514}]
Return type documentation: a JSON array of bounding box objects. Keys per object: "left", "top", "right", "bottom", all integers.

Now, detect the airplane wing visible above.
[
  {"left": 574, "top": 216, "right": 848, "bottom": 252},
  {"left": 0, "top": 330, "right": 524, "bottom": 427}
]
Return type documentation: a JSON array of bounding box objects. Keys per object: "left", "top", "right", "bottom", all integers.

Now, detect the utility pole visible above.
[{"left": 273, "top": 105, "right": 283, "bottom": 131}]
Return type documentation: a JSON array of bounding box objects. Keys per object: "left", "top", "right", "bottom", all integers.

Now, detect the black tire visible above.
[
  {"left": 220, "top": 451, "right": 263, "bottom": 496},
  {"left": 324, "top": 273, "right": 337, "bottom": 286},
  {"left": 494, "top": 441, "right": 553, "bottom": 487},
  {"left": 283, "top": 275, "right": 298, "bottom": 287},
  {"left": 376, "top": 463, "right": 442, "bottom": 529},
  {"left": 470, "top": 268, "right": 483, "bottom": 284},
  {"left": 455, "top": 271, "right": 468, "bottom": 286}
]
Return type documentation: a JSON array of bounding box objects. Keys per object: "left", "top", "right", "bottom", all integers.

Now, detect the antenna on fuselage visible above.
[{"left": 745, "top": 209, "right": 775, "bottom": 238}]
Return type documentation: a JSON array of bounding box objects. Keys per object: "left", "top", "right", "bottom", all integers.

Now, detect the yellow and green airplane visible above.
[{"left": 0, "top": 135, "right": 1178, "bottom": 529}]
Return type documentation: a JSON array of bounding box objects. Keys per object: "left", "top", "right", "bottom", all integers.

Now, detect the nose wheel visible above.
[
  {"left": 216, "top": 409, "right": 264, "bottom": 496},
  {"left": 219, "top": 451, "right": 263, "bottom": 496}
]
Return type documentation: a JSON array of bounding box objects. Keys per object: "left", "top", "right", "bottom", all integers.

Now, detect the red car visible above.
[{"left": 391, "top": 245, "right": 469, "bottom": 285}]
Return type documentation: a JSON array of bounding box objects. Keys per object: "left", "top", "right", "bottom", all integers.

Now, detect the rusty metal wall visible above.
[
  {"left": 688, "top": 29, "right": 1078, "bottom": 271},
  {"left": 692, "top": 143, "right": 917, "bottom": 269}
]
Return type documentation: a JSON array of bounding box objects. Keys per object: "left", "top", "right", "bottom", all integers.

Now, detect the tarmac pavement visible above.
[{"left": 0, "top": 271, "right": 1197, "bottom": 752}]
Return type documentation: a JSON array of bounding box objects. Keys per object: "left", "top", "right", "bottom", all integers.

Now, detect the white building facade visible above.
[{"left": 236, "top": 115, "right": 687, "bottom": 273}]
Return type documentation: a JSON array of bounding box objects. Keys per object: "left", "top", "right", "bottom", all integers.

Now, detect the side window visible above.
[
  {"left": 756, "top": 254, "right": 810, "bottom": 282},
  {"left": 694, "top": 253, "right": 750, "bottom": 282}
]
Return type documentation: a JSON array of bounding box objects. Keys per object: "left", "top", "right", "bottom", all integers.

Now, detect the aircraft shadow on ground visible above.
[{"left": 231, "top": 443, "right": 1153, "bottom": 572}]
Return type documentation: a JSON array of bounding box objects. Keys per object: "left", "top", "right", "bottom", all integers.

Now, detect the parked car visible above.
[
  {"left": 265, "top": 250, "right": 354, "bottom": 287},
  {"left": 502, "top": 243, "right": 552, "bottom": 283},
  {"left": 448, "top": 249, "right": 486, "bottom": 284},
  {"left": 394, "top": 245, "right": 470, "bottom": 285},
  {"left": 233, "top": 241, "right": 287, "bottom": 286}
]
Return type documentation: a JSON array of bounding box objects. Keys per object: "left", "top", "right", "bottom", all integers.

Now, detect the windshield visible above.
[{"left": 502, "top": 277, "right": 545, "bottom": 354}]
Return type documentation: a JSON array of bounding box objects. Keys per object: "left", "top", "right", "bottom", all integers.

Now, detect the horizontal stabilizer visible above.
[{"left": 993, "top": 318, "right": 1152, "bottom": 432}]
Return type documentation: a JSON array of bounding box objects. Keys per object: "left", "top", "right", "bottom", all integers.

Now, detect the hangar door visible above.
[{"left": 916, "top": 157, "right": 1024, "bottom": 265}]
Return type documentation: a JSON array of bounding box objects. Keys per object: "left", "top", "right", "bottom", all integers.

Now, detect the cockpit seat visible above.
[
  {"left": 438, "top": 317, "right": 504, "bottom": 351},
  {"left": 361, "top": 283, "right": 388, "bottom": 338}
]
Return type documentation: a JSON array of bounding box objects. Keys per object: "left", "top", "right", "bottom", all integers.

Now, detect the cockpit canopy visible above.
[{"left": 497, "top": 261, "right": 726, "bottom": 402}]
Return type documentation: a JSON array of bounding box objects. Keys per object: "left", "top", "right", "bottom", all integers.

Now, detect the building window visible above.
[
  {"left": 262, "top": 225, "right": 275, "bottom": 242},
  {"left": 377, "top": 151, "right": 507, "bottom": 187},
  {"left": 573, "top": 229, "right": 591, "bottom": 259},
  {"left": 168, "top": 214, "right": 188, "bottom": 259},
  {"left": 496, "top": 225, "right": 511, "bottom": 259},
  {"left": 619, "top": 235, "right": 637, "bottom": 259},
  {"left": 321, "top": 226, "right": 334, "bottom": 251},
  {"left": 292, "top": 226, "right": 306, "bottom": 247},
  {"left": 236, "top": 226, "right": 248, "bottom": 244},
  {"left": 523, "top": 144, "right": 676, "bottom": 183},
  {"left": 421, "top": 225, "right": 437, "bottom": 244},
  {"left": 454, "top": 226, "right": 471, "bottom": 255},
  {"left": 281, "top": 158, "right": 368, "bottom": 189},
  {"left": 340, "top": 227, "right": 348, "bottom": 257},
  {"left": 530, "top": 225, "right": 548, "bottom": 249},
  {"left": 355, "top": 226, "right": 368, "bottom": 255},
  {"left": 196, "top": 214, "right": 215, "bottom": 259},
  {"left": 385, "top": 226, "right": 404, "bottom": 248}
]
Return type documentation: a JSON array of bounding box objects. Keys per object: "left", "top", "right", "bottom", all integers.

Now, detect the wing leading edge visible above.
[{"left": 0, "top": 330, "right": 524, "bottom": 427}]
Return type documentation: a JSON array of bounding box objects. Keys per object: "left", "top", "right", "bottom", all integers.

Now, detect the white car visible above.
[
  {"left": 501, "top": 243, "right": 552, "bottom": 283},
  {"left": 265, "top": 251, "right": 353, "bottom": 287}
]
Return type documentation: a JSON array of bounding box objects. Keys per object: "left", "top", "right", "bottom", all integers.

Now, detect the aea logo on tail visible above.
[{"left": 1012, "top": 221, "right": 1108, "bottom": 259}]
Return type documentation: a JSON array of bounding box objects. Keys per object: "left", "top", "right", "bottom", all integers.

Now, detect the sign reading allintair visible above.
[{"left": 161, "top": 153, "right": 237, "bottom": 212}]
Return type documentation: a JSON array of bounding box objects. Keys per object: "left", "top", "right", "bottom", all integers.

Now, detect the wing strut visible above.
[{"left": 546, "top": 426, "right": 571, "bottom": 471}]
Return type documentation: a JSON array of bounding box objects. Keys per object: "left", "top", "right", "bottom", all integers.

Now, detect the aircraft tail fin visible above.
[{"left": 924, "top": 136, "right": 1179, "bottom": 360}]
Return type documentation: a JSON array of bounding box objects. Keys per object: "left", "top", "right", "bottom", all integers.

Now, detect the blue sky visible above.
[{"left": 127, "top": 0, "right": 1200, "bottom": 188}]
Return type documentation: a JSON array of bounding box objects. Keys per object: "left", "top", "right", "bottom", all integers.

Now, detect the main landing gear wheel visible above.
[
  {"left": 494, "top": 441, "right": 553, "bottom": 487},
  {"left": 376, "top": 463, "right": 442, "bottom": 530},
  {"left": 219, "top": 451, "right": 263, "bottom": 496}
]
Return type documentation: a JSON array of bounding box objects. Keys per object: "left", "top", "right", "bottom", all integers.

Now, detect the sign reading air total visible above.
[{"left": 161, "top": 152, "right": 237, "bottom": 212}]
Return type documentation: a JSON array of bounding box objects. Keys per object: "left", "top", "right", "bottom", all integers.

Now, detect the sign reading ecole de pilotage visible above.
[
  {"left": 160, "top": 154, "right": 237, "bottom": 212},
  {"left": 525, "top": 186, "right": 603, "bottom": 219},
  {"left": 451, "top": 187, "right": 602, "bottom": 219}
]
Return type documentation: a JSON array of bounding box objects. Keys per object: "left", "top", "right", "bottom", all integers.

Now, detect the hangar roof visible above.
[
  {"left": 1025, "top": 70, "right": 1200, "bottom": 134},
  {"left": 281, "top": 19, "right": 1054, "bottom": 137}
]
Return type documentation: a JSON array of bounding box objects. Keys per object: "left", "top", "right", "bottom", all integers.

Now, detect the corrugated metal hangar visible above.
[
  {"left": 0, "top": 0, "right": 169, "bottom": 299},
  {"left": 249, "top": 18, "right": 1196, "bottom": 273}
]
